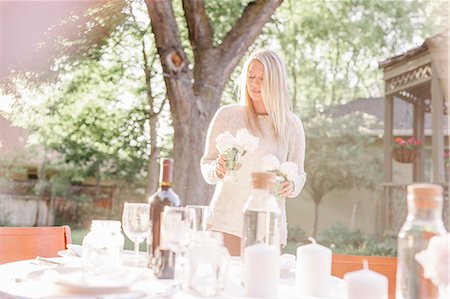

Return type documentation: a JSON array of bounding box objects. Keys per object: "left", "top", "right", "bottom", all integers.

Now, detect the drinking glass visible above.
[
  {"left": 185, "top": 231, "right": 230, "bottom": 296},
  {"left": 185, "top": 205, "right": 211, "bottom": 232},
  {"left": 122, "top": 202, "right": 151, "bottom": 267},
  {"left": 223, "top": 148, "right": 242, "bottom": 181},
  {"left": 161, "top": 206, "right": 191, "bottom": 286}
]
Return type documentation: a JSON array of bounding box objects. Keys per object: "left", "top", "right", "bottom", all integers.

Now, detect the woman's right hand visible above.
[
  {"left": 215, "top": 154, "right": 242, "bottom": 179},
  {"left": 215, "top": 154, "right": 228, "bottom": 179}
]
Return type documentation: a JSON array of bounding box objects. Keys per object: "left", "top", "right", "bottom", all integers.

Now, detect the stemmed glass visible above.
[
  {"left": 122, "top": 202, "right": 151, "bottom": 267},
  {"left": 185, "top": 205, "right": 211, "bottom": 232}
]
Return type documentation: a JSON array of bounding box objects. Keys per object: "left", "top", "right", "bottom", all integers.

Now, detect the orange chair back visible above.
[
  {"left": 0, "top": 226, "right": 72, "bottom": 264},
  {"left": 332, "top": 253, "right": 397, "bottom": 299}
]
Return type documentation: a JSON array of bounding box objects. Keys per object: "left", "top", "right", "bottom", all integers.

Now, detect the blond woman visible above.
[{"left": 200, "top": 49, "right": 306, "bottom": 255}]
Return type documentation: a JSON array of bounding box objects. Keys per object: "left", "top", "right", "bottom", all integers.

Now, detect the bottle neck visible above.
[
  {"left": 407, "top": 197, "right": 443, "bottom": 222},
  {"left": 159, "top": 159, "right": 173, "bottom": 190},
  {"left": 160, "top": 181, "right": 171, "bottom": 190}
]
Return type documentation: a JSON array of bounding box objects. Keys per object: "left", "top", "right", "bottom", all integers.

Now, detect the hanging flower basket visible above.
[
  {"left": 392, "top": 137, "right": 421, "bottom": 164},
  {"left": 392, "top": 148, "right": 418, "bottom": 163}
]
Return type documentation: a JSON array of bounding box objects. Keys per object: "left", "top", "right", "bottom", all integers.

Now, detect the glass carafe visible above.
[
  {"left": 82, "top": 220, "right": 124, "bottom": 266},
  {"left": 396, "top": 183, "right": 448, "bottom": 299},
  {"left": 242, "top": 172, "right": 281, "bottom": 254},
  {"left": 184, "top": 231, "right": 230, "bottom": 296}
]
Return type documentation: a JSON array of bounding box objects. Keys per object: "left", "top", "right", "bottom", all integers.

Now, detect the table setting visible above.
[
  {"left": 0, "top": 202, "right": 349, "bottom": 299},
  {"left": 2, "top": 182, "right": 448, "bottom": 299},
  {"left": 0, "top": 254, "right": 345, "bottom": 299}
]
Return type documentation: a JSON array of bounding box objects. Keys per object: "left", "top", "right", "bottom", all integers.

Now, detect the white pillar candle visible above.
[
  {"left": 296, "top": 237, "right": 332, "bottom": 296},
  {"left": 344, "top": 260, "right": 388, "bottom": 298},
  {"left": 244, "top": 243, "right": 279, "bottom": 297}
]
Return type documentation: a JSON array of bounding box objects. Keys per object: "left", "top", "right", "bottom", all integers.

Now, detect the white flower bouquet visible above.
[
  {"left": 216, "top": 128, "right": 259, "bottom": 178},
  {"left": 415, "top": 234, "right": 450, "bottom": 288},
  {"left": 262, "top": 154, "right": 298, "bottom": 197}
]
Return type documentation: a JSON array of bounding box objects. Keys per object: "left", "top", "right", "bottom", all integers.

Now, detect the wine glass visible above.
[
  {"left": 185, "top": 205, "right": 211, "bottom": 232},
  {"left": 122, "top": 202, "right": 151, "bottom": 267}
]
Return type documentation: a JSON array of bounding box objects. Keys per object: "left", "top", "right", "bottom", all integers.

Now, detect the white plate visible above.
[
  {"left": 67, "top": 244, "right": 83, "bottom": 257},
  {"left": 58, "top": 247, "right": 148, "bottom": 266},
  {"left": 58, "top": 249, "right": 79, "bottom": 259},
  {"left": 27, "top": 264, "right": 142, "bottom": 294}
]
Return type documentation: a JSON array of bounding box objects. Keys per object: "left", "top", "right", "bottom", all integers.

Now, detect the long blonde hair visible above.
[{"left": 239, "top": 49, "right": 296, "bottom": 143}]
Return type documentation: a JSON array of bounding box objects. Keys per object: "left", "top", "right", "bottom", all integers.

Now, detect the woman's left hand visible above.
[{"left": 278, "top": 180, "right": 294, "bottom": 199}]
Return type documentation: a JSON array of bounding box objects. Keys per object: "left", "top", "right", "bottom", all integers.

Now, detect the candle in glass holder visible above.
[
  {"left": 244, "top": 243, "right": 279, "bottom": 297},
  {"left": 344, "top": 260, "right": 388, "bottom": 298},
  {"left": 296, "top": 237, "right": 332, "bottom": 296}
]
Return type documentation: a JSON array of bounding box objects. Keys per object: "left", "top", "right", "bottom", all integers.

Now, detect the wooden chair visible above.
[
  {"left": 0, "top": 226, "right": 72, "bottom": 264},
  {"left": 332, "top": 253, "right": 397, "bottom": 299}
]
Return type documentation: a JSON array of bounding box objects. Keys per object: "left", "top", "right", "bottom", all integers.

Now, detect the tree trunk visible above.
[
  {"left": 313, "top": 198, "right": 320, "bottom": 238},
  {"left": 95, "top": 167, "right": 101, "bottom": 201},
  {"left": 35, "top": 147, "right": 49, "bottom": 226},
  {"left": 46, "top": 192, "right": 55, "bottom": 225},
  {"left": 172, "top": 96, "right": 217, "bottom": 205},
  {"left": 145, "top": 0, "right": 282, "bottom": 204},
  {"left": 140, "top": 32, "right": 163, "bottom": 198},
  {"left": 147, "top": 115, "right": 159, "bottom": 197}
]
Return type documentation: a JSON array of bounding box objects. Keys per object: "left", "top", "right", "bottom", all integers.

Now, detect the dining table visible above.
[{"left": 0, "top": 253, "right": 345, "bottom": 299}]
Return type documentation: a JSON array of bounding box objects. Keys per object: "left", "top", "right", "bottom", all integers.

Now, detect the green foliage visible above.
[
  {"left": 316, "top": 223, "right": 397, "bottom": 257},
  {"left": 203, "top": 0, "right": 252, "bottom": 46},
  {"left": 4, "top": 0, "right": 441, "bottom": 184},
  {"left": 304, "top": 112, "right": 383, "bottom": 202},
  {"left": 1, "top": 0, "right": 445, "bottom": 230},
  {"left": 5, "top": 3, "right": 170, "bottom": 185},
  {"left": 53, "top": 194, "right": 95, "bottom": 229},
  {"left": 270, "top": 0, "right": 447, "bottom": 113},
  {"left": 287, "top": 225, "right": 308, "bottom": 243},
  {"left": 302, "top": 112, "right": 383, "bottom": 235},
  {"left": 284, "top": 224, "right": 397, "bottom": 257}
]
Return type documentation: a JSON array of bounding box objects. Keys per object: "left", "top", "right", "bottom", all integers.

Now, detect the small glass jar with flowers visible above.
[{"left": 392, "top": 137, "right": 422, "bottom": 163}]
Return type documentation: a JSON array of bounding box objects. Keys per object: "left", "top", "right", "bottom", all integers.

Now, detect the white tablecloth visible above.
[{"left": 0, "top": 256, "right": 343, "bottom": 298}]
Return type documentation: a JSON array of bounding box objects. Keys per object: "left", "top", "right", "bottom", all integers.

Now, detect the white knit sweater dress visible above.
[{"left": 200, "top": 104, "right": 306, "bottom": 245}]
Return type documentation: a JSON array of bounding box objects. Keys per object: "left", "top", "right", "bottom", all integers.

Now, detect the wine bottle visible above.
[{"left": 148, "top": 158, "right": 180, "bottom": 279}]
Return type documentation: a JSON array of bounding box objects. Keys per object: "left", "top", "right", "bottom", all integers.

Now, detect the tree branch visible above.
[
  {"left": 144, "top": 0, "right": 194, "bottom": 121},
  {"left": 182, "top": 0, "right": 213, "bottom": 53},
  {"left": 217, "top": 0, "right": 283, "bottom": 79},
  {"left": 144, "top": 1, "right": 192, "bottom": 79}
]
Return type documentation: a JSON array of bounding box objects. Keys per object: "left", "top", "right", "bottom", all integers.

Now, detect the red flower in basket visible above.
[
  {"left": 444, "top": 150, "right": 450, "bottom": 168},
  {"left": 392, "top": 137, "right": 421, "bottom": 163}
]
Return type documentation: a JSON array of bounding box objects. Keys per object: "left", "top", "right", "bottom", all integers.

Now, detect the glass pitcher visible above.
[
  {"left": 184, "top": 231, "right": 230, "bottom": 296},
  {"left": 82, "top": 220, "right": 124, "bottom": 266},
  {"left": 396, "top": 183, "right": 447, "bottom": 299},
  {"left": 242, "top": 172, "right": 280, "bottom": 255}
]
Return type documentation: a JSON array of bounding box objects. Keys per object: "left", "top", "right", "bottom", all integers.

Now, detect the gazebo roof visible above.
[
  {"left": 379, "top": 31, "right": 449, "bottom": 69},
  {"left": 377, "top": 31, "right": 448, "bottom": 104}
]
